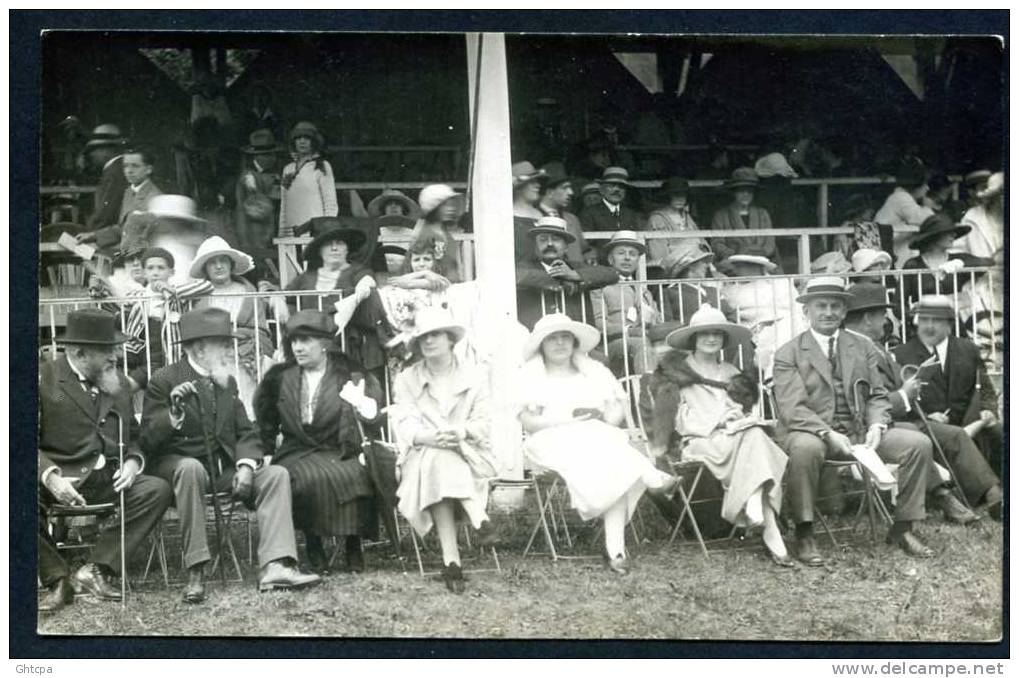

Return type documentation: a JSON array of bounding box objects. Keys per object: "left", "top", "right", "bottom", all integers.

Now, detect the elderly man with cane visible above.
[
  {"left": 842, "top": 284, "right": 995, "bottom": 523},
  {"left": 772, "top": 277, "right": 944, "bottom": 566},
  {"left": 141, "top": 308, "right": 319, "bottom": 604},
  {"left": 38, "top": 310, "right": 172, "bottom": 613}
]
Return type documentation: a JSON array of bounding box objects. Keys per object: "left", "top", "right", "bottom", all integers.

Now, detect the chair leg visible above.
[{"left": 816, "top": 511, "right": 839, "bottom": 548}]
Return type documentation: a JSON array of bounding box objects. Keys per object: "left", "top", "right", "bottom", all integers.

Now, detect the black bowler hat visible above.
[
  {"left": 846, "top": 283, "right": 894, "bottom": 313},
  {"left": 57, "top": 309, "right": 129, "bottom": 345},
  {"left": 285, "top": 310, "right": 338, "bottom": 339},
  {"left": 175, "top": 308, "right": 242, "bottom": 344}
]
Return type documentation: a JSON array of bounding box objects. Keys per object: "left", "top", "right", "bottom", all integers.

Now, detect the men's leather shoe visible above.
[
  {"left": 982, "top": 486, "right": 1003, "bottom": 522},
  {"left": 936, "top": 491, "right": 979, "bottom": 525},
  {"left": 72, "top": 563, "right": 122, "bottom": 601},
  {"left": 39, "top": 578, "right": 75, "bottom": 613},
  {"left": 344, "top": 536, "right": 364, "bottom": 573},
  {"left": 887, "top": 530, "right": 934, "bottom": 558},
  {"left": 182, "top": 566, "right": 206, "bottom": 604},
  {"left": 794, "top": 535, "right": 824, "bottom": 567},
  {"left": 258, "top": 560, "right": 321, "bottom": 592},
  {"left": 441, "top": 562, "right": 465, "bottom": 594}
]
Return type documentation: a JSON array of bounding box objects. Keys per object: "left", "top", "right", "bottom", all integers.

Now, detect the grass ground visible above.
[{"left": 36, "top": 506, "right": 1003, "bottom": 641}]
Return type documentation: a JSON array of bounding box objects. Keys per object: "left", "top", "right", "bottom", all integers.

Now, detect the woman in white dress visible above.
[
  {"left": 518, "top": 314, "right": 678, "bottom": 575},
  {"left": 392, "top": 308, "right": 498, "bottom": 593},
  {"left": 653, "top": 305, "right": 792, "bottom": 567}
]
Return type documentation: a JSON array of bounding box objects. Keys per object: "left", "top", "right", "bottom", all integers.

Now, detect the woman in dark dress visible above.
[{"left": 254, "top": 310, "right": 385, "bottom": 573}]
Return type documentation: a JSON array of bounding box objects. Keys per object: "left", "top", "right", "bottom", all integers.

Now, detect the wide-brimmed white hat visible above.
[
  {"left": 718, "top": 254, "right": 778, "bottom": 274},
  {"left": 661, "top": 246, "right": 714, "bottom": 276},
  {"left": 851, "top": 248, "right": 892, "bottom": 272},
  {"left": 810, "top": 251, "right": 851, "bottom": 275},
  {"left": 522, "top": 313, "right": 601, "bottom": 361},
  {"left": 407, "top": 307, "right": 466, "bottom": 354},
  {"left": 147, "top": 194, "right": 207, "bottom": 224},
  {"left": 665, "top": 304, "right": 752, "bottom": 350},
  {"left": 796, "top": 276, "right": 852, "bottom": 303},
  {"left": 418, "top": 184, "right": 465, "bottom": 217},
  {"left": 976, "top": 171, "right": 1003, "bottom": 200},
  {"left": 189, "top": 235, "right": 254, "bottom": 279}
]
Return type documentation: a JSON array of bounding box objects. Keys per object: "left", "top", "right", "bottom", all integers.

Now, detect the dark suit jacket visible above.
[
  {"left": 772, "top": 330, "right": 891, "bottom": 443},
  {"left": 663, "top": 282, "right": 734, "bottom": 326},
  {"left": 39, "top": 355, "right": 143, "bottom": 485},
  {"left": 515, "top": 256, "right": 619, "bottom": 330},
  {"left": 94, "top": 180, "right": 165, "bottom": 249},
  {"left": 140, "top": 359, "right": 262, "bottom": 468},
  {"left": 86, "top": 155, "right": 127, "bottom": 231},
  {"left": 579, "top": 201, "right": 645, "bottom": 233},
  {"left": 892, "top": 336, "right": 996, "bottom": 427},
  {"left": 845, "top": 329, "right": 910, "bottom": 419}
]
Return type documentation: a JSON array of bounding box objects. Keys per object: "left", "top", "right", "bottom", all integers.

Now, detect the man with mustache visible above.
[
  {"left": 892, "top": 295, "right": 1003, "bottom": 490},
  {"left": 38, "top": 310, "right": 173, "bottom": 612},
  {"left": 515, "top": 216, "right": 618, "bottom": 330},
  {"left": 773, "top": 277, "right": 943, "bottom": 565},
  {"left": 140, "top": 308, "right": 319, "bottom": 603}
]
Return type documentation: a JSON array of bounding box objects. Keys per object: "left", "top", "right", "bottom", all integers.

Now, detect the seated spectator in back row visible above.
[
  {"left": 645, "top": 177, "right": 709, "bottom": 269},
  {"left": 538, "top": 161, "right": 592, "bottom": 264},
  {"left": 899, "top": 214, "right": 990, "bottom": 311},
  {"left": 874, "top": 160, "right": 934, "bottom": 268},
  {"left": 515, "top": 217, "right": 618, "bottom": 330},
  {"left": 710, "top": 167, "right": 777, "bottom": 266},
  {"left": 580, "top": 167, "right": 645, "bottom": 233},
  {"left": 76, "top": 146, "right": 163, "bottom": 250},
  {"left": 591, "top": 231, "right": 663, "bottom": 375},
  {"left": 958, "top": 171, "right": 1003, "bottom": 260},
  {"left": 512, "top": 161, "right": 549, "bottom": 262},
  {"left": 658, "top": 247, "right": 733, "bottom": 327}
]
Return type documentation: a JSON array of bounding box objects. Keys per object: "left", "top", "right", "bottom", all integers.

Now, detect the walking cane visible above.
[
  {"left": 177, "top": 382, "right": 230, "bottom": 585},
  {"left": 107, "top": 410, "right": 127, "bottom": 608}
]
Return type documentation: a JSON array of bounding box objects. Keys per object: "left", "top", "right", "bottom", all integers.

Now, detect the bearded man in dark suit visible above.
[
  {"left": 38, "top": 310, "right": 172, "bottom": 613},
  {"left": 140, "top": 307, "right": 319, "bottom": 603}
]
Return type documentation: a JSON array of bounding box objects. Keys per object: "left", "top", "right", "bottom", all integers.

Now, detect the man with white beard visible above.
[
  {"left": 38, "top": 310, "right": 173, "bottom": 613},
  {"left": 140, "top": 308, "right": 319, "bottom": 603}
]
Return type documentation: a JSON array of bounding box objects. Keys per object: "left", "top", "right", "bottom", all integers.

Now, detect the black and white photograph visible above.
[{"left": 18, "top": 12, "right": 1007, "bottom": 654}]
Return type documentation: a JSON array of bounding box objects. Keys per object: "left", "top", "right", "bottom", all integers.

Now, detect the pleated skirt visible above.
[{"left": 277, "top": 452, "right": 377, "bottom": 537}]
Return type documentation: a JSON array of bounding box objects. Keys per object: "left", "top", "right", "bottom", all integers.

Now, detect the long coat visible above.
[
  {"left": 515, "top": 256, "right": 619, "bottom": 330},
  {"left": 892, "top": 336, "right": 997, "bottom": 427},
  {"left": 39, "top": 355, "right": 144, "bottom": 484},
  {"left": 772, "top": 330, "right": 891, "bottom": 444},
  {"left": 140, "top": 359, "right": 263, "bottom": 468}
]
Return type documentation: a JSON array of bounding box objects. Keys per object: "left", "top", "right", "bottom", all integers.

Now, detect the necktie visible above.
[
  {"left": 827, "top": 336, "right": 838, "bottom": 375},
  {"left": 80, "top": 379, "right": 99, "bottom": 402}
]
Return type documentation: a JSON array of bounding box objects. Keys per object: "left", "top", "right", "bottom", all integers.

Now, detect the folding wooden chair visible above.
[{"left": 815, "top": 459, "right": 894, "bottom": 547}]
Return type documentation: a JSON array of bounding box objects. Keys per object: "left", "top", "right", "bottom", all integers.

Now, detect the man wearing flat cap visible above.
[
  {"left": 140, "top": 307, "right": 320, "bottom": 603},
  {"left": 773, "top": 278, "right": 944, "bottom": 565},
  {"left": 38, "top": 310, "right": 172, "bottom": 612},
  {"left": 843, "top": 284, "right": 999, "bottom": 522},
  {"left": 515, "top": 216, "right": 618, "bottom": 330},
  {"left": 579, "top": 167, "right": 646, "bottom": 233},
  {"left": 892, "top": 296, "right": 1003, "bottom": 489}
]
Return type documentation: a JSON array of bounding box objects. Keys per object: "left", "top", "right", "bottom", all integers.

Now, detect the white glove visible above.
[
  {"left": 354, "top": 275, "right": 376, "bottom": 303},
  {"left": 340, "top": 379, "right": 378, "bottom": 419},
  {"left": 938, "top": 259, "right": 965, "bottom": 276}
]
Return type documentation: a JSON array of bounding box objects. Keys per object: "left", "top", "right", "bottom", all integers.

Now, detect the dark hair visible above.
[
  {"left": 123, "top": 146, "right": 156, "bottom": 167},
  {"left": 689, "top": 329, "right": 729, "bottom": 351},
  {"left": 141, "top": 247, "right": 174, "bottom": 268}
]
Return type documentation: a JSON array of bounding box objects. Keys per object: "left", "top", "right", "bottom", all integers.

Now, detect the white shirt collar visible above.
[
  {"left": 130, "top": 178, "right": 150, "bottom": 193},
  {"left": 66, "top": 356, "right": 90, "bottom": 383},
  {"left": 540, "top": 260, "right": 554, "bottom": 273},
  {"left": 809, "top": 327, "right": 840, "bottom": 357},
  {"left": 924, "top": 336, "right": 950, "bottom": 364},
  {"left": 603, "top": 198, "right": 620, "bottom": 214},
  {"left": 188, "top": 355, "right": 211, "bottom": 377}
]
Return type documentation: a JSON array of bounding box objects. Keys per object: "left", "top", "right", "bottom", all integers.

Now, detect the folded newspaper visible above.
[
  {"left": 848, "top": 444, "right": 897, "bottom": 491},
  {"left": 57, "top": 232, "right": 96, "bottom": 261}
]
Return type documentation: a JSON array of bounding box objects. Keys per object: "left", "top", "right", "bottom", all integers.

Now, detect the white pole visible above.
[{"left": 466, "top": 33, "right": 523, "bottom": 478}]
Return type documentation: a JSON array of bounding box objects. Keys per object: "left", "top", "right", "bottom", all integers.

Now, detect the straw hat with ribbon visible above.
[
  {"left": 910, "top": 294, "right": 955, "bottom": 320},
  {"left": 522, "top": 313, "right": 601, "bottom": 361},
  {"left": 597, "top": 166, "right": 632, "bottom": 187},
  {"left": 189, "top": 235, "right": 255, "bottom": 279},
  {"left": 242, "top": 129, "right": 282, "bottom": 155},
  {"left": 528, "top": 216, "right": 576, "bottom": 244},
  {"left": 725, "top": 167, "right": 759, "bottom": 190},
  {"left": 602, "top": 230, "right": 646, "bottom": 257},
  {"left": 83, "top": 123, "right": 128, "bottom": 151},
  {"left": 665, "top": 304, "right": 752, "bottom": 351},
  {"left": 795, "top": 276, "right": 852, "bottom": 303},
  {"left": 718, "top": 254, "right": 777, "bottom": 275}
]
